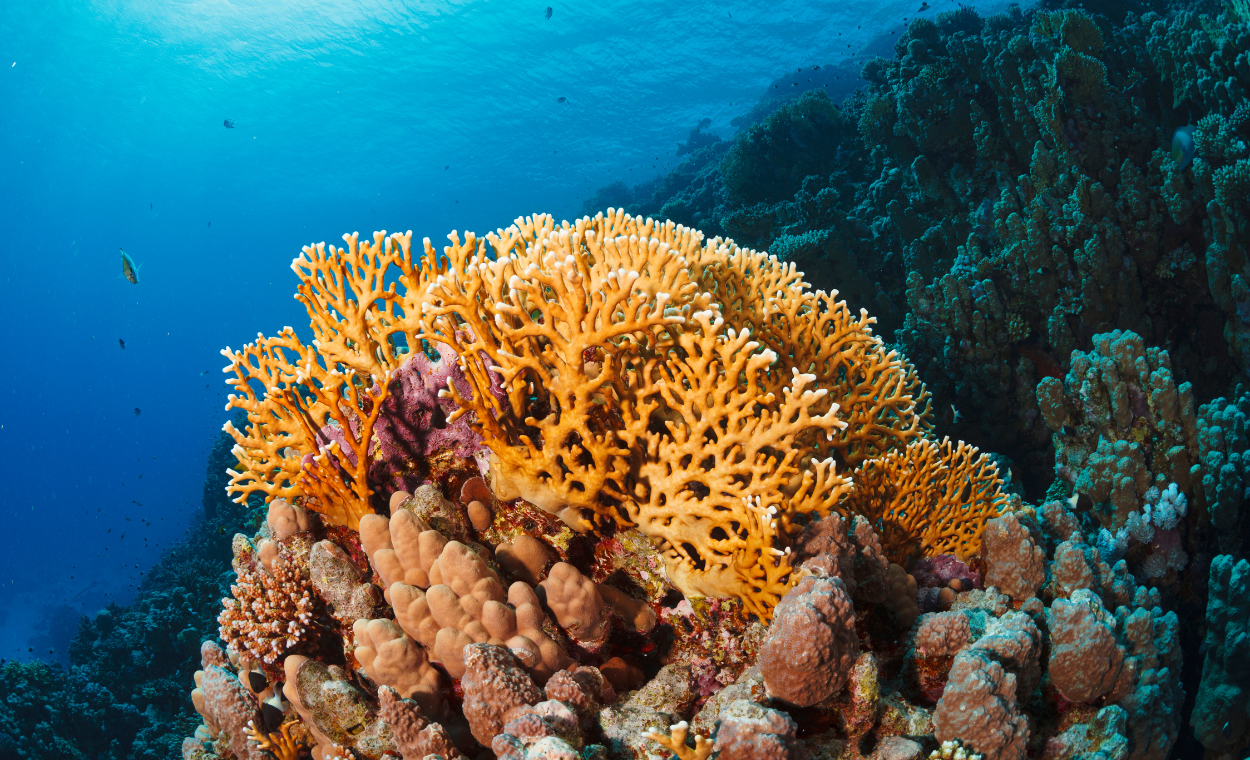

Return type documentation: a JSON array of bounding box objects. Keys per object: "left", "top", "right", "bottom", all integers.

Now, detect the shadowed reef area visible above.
[{"left": 10, "top": 2, "right": 1250, "bottom": 759}]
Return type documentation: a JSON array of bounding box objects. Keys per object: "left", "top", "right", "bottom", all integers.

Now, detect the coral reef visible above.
[
  {"left": 20, "top": 9, "right": 1250, "bottom": 760},
  {"left": 181, "top": 196, "right": 1217, "bottom": 760},
  {"left": 1192, "top": 554, "right": 1250, "bottom": 756},
  {"left": 27, "top": 3, "right": 1245, "bottom": 755}
]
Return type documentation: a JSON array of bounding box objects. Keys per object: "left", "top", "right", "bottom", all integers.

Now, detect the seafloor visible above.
[{"left": 6, "top": 2, "right": 1250, "bottom": 760}]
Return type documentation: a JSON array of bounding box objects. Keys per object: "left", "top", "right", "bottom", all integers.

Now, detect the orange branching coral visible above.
[
  {"left": 224, "top": 209, "right": 933, "bottom": 618},
  {"left": 644, "top": 720, "right": 714, "bottom": 760},
  {"left": 696, "top": 238, "right": 933, "bottom": 467},
  {"left": 840, "top": 437, "right": 1008, "bottom": 567},
  {"left": 219, "top": 541, "right": 315, "bottom": 665},
  {"left": 419, "top": 209, "right": 911, "bottom": 616},
  {"left": 420, "top": 212, "right": 704, "bottom": 526},
  {"left": 246, "top": 721, "right": 305, "bottom": 760},
  {"left": 624, "top": 308, "right": 850, "bottom": 610},
  {"left": 221, "top": 230, "right": 440, "bottom": 529}
]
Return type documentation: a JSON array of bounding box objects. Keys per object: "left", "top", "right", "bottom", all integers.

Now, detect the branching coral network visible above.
[{"left": 221, "top": 209, "right": 1003, "bottom": 619}]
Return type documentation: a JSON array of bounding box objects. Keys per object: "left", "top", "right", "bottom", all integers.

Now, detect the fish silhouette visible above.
[
  {"left": 557, "top": 96, "right": 568, "bottom": 103},
  {"left": 133, "top": 408, "right": 141, "bottom": 416},
  {"left": 223, "top": 118, "right": 235, "bottom": 129},
  {"left": 118, "top": 338, "right": 125, "bottom": 350},
  {"left": 544, "top": 6, "right": 552, "bottom": 20}
]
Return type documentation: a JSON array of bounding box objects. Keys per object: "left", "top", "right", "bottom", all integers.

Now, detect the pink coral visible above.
[
  {"left": 544, "top": 666, "right": 615, "bottom": 732},
  {"left": 916, "top": 612, "right": 972, "bottom": 657},
  {"left": 1047, "top": 594, "right": 1126, "bottom": 703},
  {"left": 192, "top": 642, "right": 264, "bottom": 760},
  {"left": 460, "top": 643, "right": 544, "bottom": 745},
  {"left": 793, "top": 513, "right": 890, "bottom": 604},
  {"left": 711, "top": 699, "right": 799, "bottom": 760},
  {"left": 376, "top": 686, "right": 466, "bottom": 760},
  {"left": 933, "top": 649, "right": 1029, "bottom": 760},
  {"left": 374, "top": 345, "right": 489, "bottom": 497},
  {"left": 759, "top": 575, "right": 859, "bottom": 707},
  {"left": 981, "top": 512, "right": 1045, "bottom": 601},
  {"left": 971, "top": 612, "right": 1043, "bottom": 699}
]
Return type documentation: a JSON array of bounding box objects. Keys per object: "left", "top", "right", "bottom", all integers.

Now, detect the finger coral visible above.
[{"left": 352, "top": 618, "right": 443, "bottom": 717}]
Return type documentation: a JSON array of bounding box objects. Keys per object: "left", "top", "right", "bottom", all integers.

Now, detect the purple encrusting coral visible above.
[
  {"left": 311, "top": 342, "right": 489, "bottom": 501},
  {"left": 370, "top": 342, "right": 490, "bottom": 493}
]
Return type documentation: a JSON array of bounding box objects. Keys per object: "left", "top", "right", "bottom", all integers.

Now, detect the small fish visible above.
[
  {"left": 149, "top": 203, "right": 152, "bottom": 210},
  {"left": 557, "top": 96, "right": 567, "bottom": 103},
  {"left": 444, "top": 165, "right": 449, "bottom": 170},
  {"left": 544, "top": 6, "right": 552, "bottom": 20},
  {"left": 918, "top": 1, "right": 929, "bottom": 10},
  {"left": 223, "top": 118, "right": 235, "bottom": 129},
  {"left": 728, "top": 11, "right": 732, "bottom": 17},
  {"left": 119, "top": 248, "right": 139, "bottom": 284},
  {"left": 118, "top": 338, "right": 125, "bottom": 350},
  {"left": 133, "top": 407, "right": 141, "bottom": 416},
  {"left": 1223, "top": 722, "right": 1232, "bottom": 738},
  {"left": 941, "top": 404, "right": 962, "bottom": 425},
  {"left": 697, "top": 117, "right": 711, "bottom": 130},
  {"left": 200, "top": 370, "right": 210, "bottom": 375},
  {"left": 1171, "top": 125, "right": 1196, "bottom": 169},
  {"left": 207, "top": 221, "right": 211, "bottom": 227}
]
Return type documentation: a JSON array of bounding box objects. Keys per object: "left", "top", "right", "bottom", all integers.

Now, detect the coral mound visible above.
[{"left": 199, "top": 206, "right": 1215, "bottom": 760}]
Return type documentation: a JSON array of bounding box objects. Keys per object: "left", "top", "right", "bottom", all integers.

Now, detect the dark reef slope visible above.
[{"left": 0, "top": 426, "right": 256, "bottom": 760}]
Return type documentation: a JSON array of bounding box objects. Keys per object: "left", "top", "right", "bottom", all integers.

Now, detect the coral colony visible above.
[{"left": 23, "top": 5, "right": 1237, "bottom": 760}]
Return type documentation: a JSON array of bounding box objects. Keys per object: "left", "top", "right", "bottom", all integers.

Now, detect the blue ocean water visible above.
[{"left": 0, "top": 0, "right": 1010, "bottom": 662}]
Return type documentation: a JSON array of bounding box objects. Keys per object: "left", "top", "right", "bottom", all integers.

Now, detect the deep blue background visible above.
[{"left": 0, "top": 0, "right": 1005, "bottom": 661}]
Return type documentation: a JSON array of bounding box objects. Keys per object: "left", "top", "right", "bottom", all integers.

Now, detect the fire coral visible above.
[
  {"left": 220, "top": 209, "right": 1001, "bottom": 619},
  {"left": 419, "top": 210, "right": 935, "bottom": 616}
]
